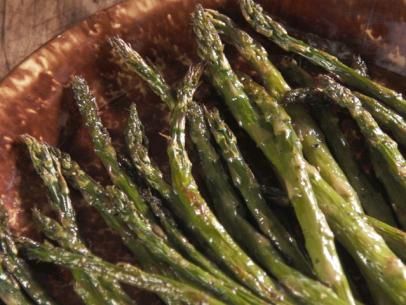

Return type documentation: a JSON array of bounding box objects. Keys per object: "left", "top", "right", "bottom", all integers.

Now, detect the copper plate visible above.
[{"left": 0, "top": 0, "right": 404, "bottom": 303}]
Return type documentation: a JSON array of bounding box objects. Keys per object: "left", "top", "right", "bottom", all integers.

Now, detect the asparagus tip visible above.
[{"left": 192, "top": 5, "right": 224, "bottom": 64}]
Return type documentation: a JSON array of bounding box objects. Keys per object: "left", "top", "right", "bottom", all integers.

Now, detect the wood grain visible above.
[{"left": 0, "top": 0, "right": 122, "bottom": 78}]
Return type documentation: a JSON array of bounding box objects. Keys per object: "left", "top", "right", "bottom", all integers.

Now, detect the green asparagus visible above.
[
  {"left": 316, "top": 75, "right": 406, "bottom": 228},
  {"left": 115, "top": 38, "right": 284, "bottom": 302},
  {"left": 205, "top": 107, "right": 312, "bottom": 275},
  {"left": 126, "top": 103, "right": 239, "bottom": 283},
  {"left": 367, "top": 216, "right": 406, "bottom": 262},
  {"left": 207, "top": 9, "right": 289, "bottom": 100},
  {"left": 0, "top": 258, "right": 33, "bottom": 305},
  {"left": 322, "top": 106, "right": 398, "bottom": 222},
  {"left": 21, "top": 240, "right": 227, "bottom": 305},
  {"left": 72, "top": 77, "right": 153, "bottom": 221},
  {"left": 306, "top": 164, "right": 406, "bottom": 305},
  {"left": 71, "top": 72, "right": 271, "bottom": 305},
  {"left": 244, "top": 52, "right": 406, "bottom": 302},
  {"left": 23, "top": 135, "right": 135, "bottom": 305},
  {"left": 167, "top": 63, "right": 282, "bottom": 302},
  {"left": 189, "top": 102, "right": 354, "bottom": 305},
  {"left": 108, "top": 185, "right": 272, "bottom": 305},
  {"left": 207, "top": 11, "right": 363, "bottom": 215},
  {"left": 240, "top": 0, "right": 406, "bottom": 116},
  {"left": 355, "top": 92, "right": 406, "bottom": 147},
  {"left": 110, "top": 37, "right": 176, "bottom": 109},
  {"left": 192, "top": 7, "right": 355, "bottom": 304},
  {"left": 0, "top": 232, "right": 56, "bottom": 305},
  {"left": 50, "top": 147, "right": 169, "bottom": 275},
  {"left": 285, "top": 30, "right": 368, "bottom": 77},
  {"left": 279, "top": 58, "right": 397, "bottom": 225}
]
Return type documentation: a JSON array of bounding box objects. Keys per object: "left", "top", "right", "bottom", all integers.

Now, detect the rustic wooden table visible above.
[{"left": 0, "top": 0, "right": 122, "bottom": 79}]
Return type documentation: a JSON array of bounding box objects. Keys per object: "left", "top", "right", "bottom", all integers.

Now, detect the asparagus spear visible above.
[
  {"left": 190, "top": 102, "right": 355, "bottom": 305},
  {"left": 192, "top": 7, "right": 355, "bottom": 304},
  {"left": 32, "top": 210, "right": 140, "bottom": 305},
  {"left": 114, "top": 38, "right": 282, "bottom": 302},
  {"left": 167, "top": 63, "right": 283, "bottom": 303},
  {"left": 73, "top": 68, "right": 272, "bottom": 304},
  {"left": 69, "top": 90, "right": 182, "bottom": 305},
  {"left": 110, "top": 37, "right": 176, "bottom": 109},
  {"left": 367, "top": 216, "right": 406, "bottom": 262},
  {"left": 355, "top": 92, "right": 406, "bottom": 147},
  {"left": 279, "top": 59, "right": 398, "bottom": 225},
  {"left": 205, "top": 107, "right": 312, "bottom": 275},
  {"left": 50, "top": 121, "right": 267, "bottom": 304},
  {"left": 50, "top": 147, "right": 172, "bottom": 276},
  {"left": 240, "top": 0, "right": 406, "bottom": 116},
  {"left": 260, "top": 58, "right": 406, "bottom": 300},
  {"left": 72, "top": 77, "right": 153, "bottom": 221},
  {"left": 109, "top": 185, "right": 273, "bottom": 305},
  {"left": 207, "top": 9, "right": 289, "bottom": 101},
  {"left": 71, "top": 81, "right": 180, "bottom": 305},
  {"left": 23, "top": 135, "right": 135, "bottom": 305},
  {"left": 306, "top": 164, "right": 406, "bottom": 305},
  {"left": 126, "top": 103, "right": 239, "bottom": 283},
  {"left": 284, "top": 29, "right": 368, "bottom": 77},
  {"left": 319, "top": 106, "right": 398, "bottom": 225},
  {"left": 0, "top": 236, "right": 56, "bottom": 305},
  {"left": 0, "top": 258, "right": 33, "bottom": 305},
  {"left": 316, "top": 75, "right": 406, "bottom": 228},
  {"left": 21, "top": 241, "right": 227, "bottom": 305},
  {"left": 0, "top": 208, "right": 57, "bottom": 305},
  {"left": 208, "top": 11, "right": 364, "bottom": 215}
]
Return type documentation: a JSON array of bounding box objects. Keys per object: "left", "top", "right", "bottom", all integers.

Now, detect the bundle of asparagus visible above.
[{"left": 1, "top": 1, "right": 405, "bottom": 305}]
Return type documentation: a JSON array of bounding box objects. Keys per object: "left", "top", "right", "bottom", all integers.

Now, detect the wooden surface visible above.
[{"left": 0, "top": 0, "right": 122, "bottom": 79}]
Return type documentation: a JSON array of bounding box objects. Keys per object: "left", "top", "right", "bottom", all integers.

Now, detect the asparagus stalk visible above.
[
  {"left": 316, "top": 75, "right": 406, "bottom": 228},
  {"left": 321, "top": 107, "right": 398, "bottom": 223},
  {"left": 192, "top": 7, "right": 355, "bottom": 304},
  {"left": 285, "top": 29, "right": 368, "bottom": 77},
  {"left": 205, "top": 107, "right": 312, "bottom": 275},
  {"left": 279, "top": 58, "right": 398, "bottom": 225},
  {"left": 189, "top": 102, "right": 353, "bottom": 305},
  {"left": 0, "top": 207, "right": 57, "bottom": 305},
  {"left": 251, "top": 51, "right": 406, "bottom": 300},
  {"left": 355, "top": 92, "right": 406, "bottom": 147},
  {"left": 208, "top": 11, "right": 364, "bottom": 215},
  {"left": 306, "top": 164, "right": 406, "bottom": 305},
  {"left": 291, "top": 105, "right": 365, "bottom": 211},
  {"left": 21, "top": 241, "right": 227, "bottom": 305},
  {"left": 240, "top": 0, "right": 406, "bottom": 116},
  {"left": 249, "top": 179, "right": 406, "bottom": 265},
  {"left": 207, "top": 9, "right": 289, "bottom": 100},
  {"left": 0, "top": 234, "right": 56, "bottom": 305},
  {"left": 23, "top": 135, "right": 135, "bottom": 305},
  {"left": 71, "top": 82, "right": 180, "bottom": 305},
  {"left": 126, "top": 103, "right": 237, "bottom": 283},
  {"left": 167, "top": 63, "right": 282, "bottom": 303},
  {"left": 72, "top": 77, "right": 154, "bottom": 221},
  {"left": 45, "top": 149, "right": 184, "bottom": 305},
  {"left": 108, "top": 185, "right": 272, "bottom": 305},
  {"left": 109, "top": 37, "right": 176, "bottom": 109},
  {"left": 52, "top": 114, "right": 268, "bottom": 304},
  {"left": 367, "top": 217, "right": 406, "bottom": 262},
  {"left": 32, "top": 211, "right": 138, "bottom": 305},
  {"left": 115, "top": 38, "right": 282, "bottom": 302},
  {"left": 50, "top": 147, "right": 171, "bottom": 276},
  {"left": 0, "top": 258, "right": 33, "bottom": 305}
]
